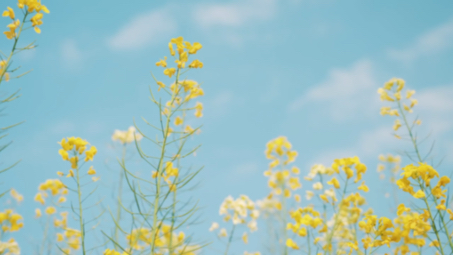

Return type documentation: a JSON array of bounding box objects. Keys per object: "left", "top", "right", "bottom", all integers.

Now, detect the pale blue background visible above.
[{"left": 1, "top": 0, "right": 453, "bottom": 254}]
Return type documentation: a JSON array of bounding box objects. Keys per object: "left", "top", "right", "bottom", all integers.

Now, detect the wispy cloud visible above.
[
  {"left": 309, "top": 85, "right": 453, "bottom": 165},
  {"left": 387, "top": 19, "right": 453, "bottom": 63},
  {"left": 417, "top": 85, "right": 453, "bottom": 136},
  {"left": 108, "top": 8, "right": 177, "bottom": 50},
  {"left": 61, "top": 39, "right": 83, "bottom": 66},
  {"left": 192, "top": 0, "right": 277, "bottom": 29},
  {"left": 288, "top": 60, "right": 378, "bottom": 120}
]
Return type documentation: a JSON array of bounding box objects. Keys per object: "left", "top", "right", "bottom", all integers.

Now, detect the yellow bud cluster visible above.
[
  {"left": 331, "top": 156, "right": 367, "bottom": 183},
  {"left": 112, "top": 126, "right": 143, "bottom": 144},
  {"left": 125, "top": 224, "right": 191, "bottom": 252},
  {"left": 0, "top": 209, "right": 23, "bottom": 232},
  {"left": 218, "top": 195, "right": 259, "bottom": 233}
]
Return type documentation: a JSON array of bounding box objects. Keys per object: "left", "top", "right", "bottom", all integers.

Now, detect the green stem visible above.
[
  {"left": 168, "top": 87, "right": 188, "bottom": 254},
  {"left": 325, "top": 178, "right": 349, "bottom": 255},
  {"left": 76, "top": 162, "right": 86, "bottom": 255},
  {"left": 224, "top": 225, "right": 236, "bottom": 255},
  {"left": 39, "top": 214, "right": 50, "bottom": 255},
  {"left": 114, "top": 145, "right": 126, "bottom": 250},
  {"left": 150, "top": 68, "right": 181, "bottom": 254}
]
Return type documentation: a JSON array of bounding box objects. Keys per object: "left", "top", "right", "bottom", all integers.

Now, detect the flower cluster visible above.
[
  {"left": 263, "top": 137, "right": 301, "bottom": 203},
  {"left": 378, "top": 78, "right": 421, "bottom": 139},
  {"left": 58, "top": 137, "right": 98, "bottom": 180},
  {"left": 34, "top": 179, "right": 67, "bottom": 216},
  {"left": 286, "top": 206, "right": 323, "bottom": 249},
  {"left": 0, "top": 239, "right": 20, "bottom": 254},
  {"left": 377, "top": 153, "right": 401, "bottom": 182},
  {"left": 154, "top": 37, "right": 205, "bottom": 137},
  {"left": 112, "top": 126, "right": 143, "bottom": 145},
  {"left": 152, "top": 161, "right": 179, "bottom": 192},
  {"left": 285, "top": 157, "right": 370, "bottom": 253},
  {"left": 397, "top": 163, "right": 449, "bottom": 199},
  {"left": 0, "top": 209, "right": 23, "bottom": 232},
  {"left": 218, "top": 195, "right": 259, "bottom": 230},
  {"left": 58, "top": 227, "right": 82, "bottom": 253},
  {"left": 2, "top": 0, "right": 49, "bottom": 39},
  {"left": 122, "top": 224, "right": 198, "bottom": 254}
]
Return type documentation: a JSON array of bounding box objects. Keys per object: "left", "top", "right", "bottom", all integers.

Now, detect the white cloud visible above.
[
  {"left": 192, "top": 0, "right": 277, "bottom": 29},
  {"left": 417, "top": 85, "right": 453, "bottom": 136},
  {"left": 289, "top": 60, "right": 379, "bottom": 120},
  {"left": 61, "top": 39, "right": 83, "bottom": 65},
  {"left": 387, "top": 19, "right": 453, "bottom": 63},
  {"left": 108, "top": 8, "right": 177, "bottom": 50},
  {"left": 310, "top": 85, "right": 453, "bottom": 165}
]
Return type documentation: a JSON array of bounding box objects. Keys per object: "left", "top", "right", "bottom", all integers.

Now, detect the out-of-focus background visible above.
[{"left": 2, "top": 0, "right": 453, "bottom": 253}]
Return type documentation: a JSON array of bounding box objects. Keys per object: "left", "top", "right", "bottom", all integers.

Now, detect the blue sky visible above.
[{"left": 2, "top": 0, "right": 453, "bottom": 254}]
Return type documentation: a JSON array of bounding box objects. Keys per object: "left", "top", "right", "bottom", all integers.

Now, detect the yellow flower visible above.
[
  {"left": 4, "top": 19, "right": 20, "bottom": 39},
  {"left": 209, "top": 222, "right": 219, "bottom": 232},
  {"left": 2, "top": 7, "right": 15, "bottom": 19},
  {"left": 413, "top": 190, "right": 425, "bottom": 199},
  {"left": 156, "top": 56, "right": 167, "bottom": 67},
  {"left": 286, "top": 238, "right": 299, "bottom": 250},
  {"left": 242, "top": 232, "right": 248, "bottom": 244},
  {"left": 357, "top": 182, "right": 369, "bottom": 192},
  {"left": 195, "top": 102, "right": 203, "bottom": 118},
  {"left": 45, "top": 206, "right": 56, "bottom": 215},
  {"left": 393, "top": 119, "right": 401, "bottom": 131},
  {"left": 438, "top": 176, "right": 450, "bottom": 187},
  {"left": 429, "top": 240, "right": 440, "bottom": 247},
  {"left": 87, "top": 166, "right": 96, "bottom": 175},
  {"left": 436, "top": 200, "right": 446, "bottom": 211},
  {"left": 169, "top": 42, "right": 175, "bottom": 56},
  {"left": 163, "top": 68, "right": 176, "bottom": 78},
  {"left": 92, "top": 176, "right": 100, "bottom": 182},
  {"left": 188, "top": 59, "right": 203, "bottom": 68},
  {"left": 10, "top": 189, "right": 23, "bottom": 203},
  {"left": 327, "top": 177, "right": 340, "bottom": 189},
  {"left": 312, "top": 182, "right": 323, "bottom": 190},
  {"left": 396, "top": 204, "right": 410, "bottom": 216},
  {"left": 174, "top": 116, "right": 183, "bottom": 126},
  {"left": 186, "top": 42, "right": 202, "bottom": 54},
  {"left": 67, "top": 169, "right": 74, "bottom": 177},
  {"left": 69, "top": 156, "right": 78, "bottom": 169},
  {"left": 58, "top": 149, "right": 69, "bottom": 161},
  {"left": 34, "top": 193, "right": 45, "bottom": 205},
  {"left": 85, "top": 146, "right": 97, "bottom": 161},
  {"left": 156, "top": 81, "right": 165, "bottom": 91},
  {"left": 35, "top": 208, "right": 42, "bottom": 218},
  {"left": 185, "top": 125, "right": 194, "bottom": 134},
  {"left": 30, "top": 12, "right": 44, "bottom": 34},
  {"left": 406, "top": 90, "right": 415, "bottom": 98},
  {"left": 219, "top": 228, "right": 227, "bottom": 237},
  {"left": 57, "top": 171, "right": 64, "bottom": 176},
  {"left": 58, "top": 197, "right": 66, "bottom": 203}
]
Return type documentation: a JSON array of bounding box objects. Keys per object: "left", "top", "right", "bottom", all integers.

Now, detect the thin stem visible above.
[
  {"left": 150, "top": 67, "right": 181, "bottom": 253},
  {"left": 76, "top": 161, "right": 86, "bottom": 255},
  {"left": 114, "top": 144, "right": 126, "bottom": 250},
  {"left": 224, "top": 225, "right": 236, "bottom": 255}
]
